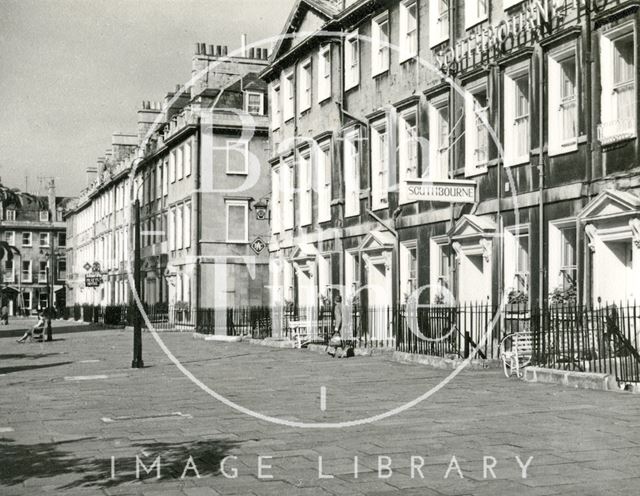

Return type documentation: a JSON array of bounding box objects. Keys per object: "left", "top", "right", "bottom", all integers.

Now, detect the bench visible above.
[{"left": 499, "top": 331, "right": 533, "bottom": 378}]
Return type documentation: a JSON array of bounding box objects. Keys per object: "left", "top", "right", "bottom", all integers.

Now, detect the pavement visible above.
[{"left": 1, "top": 326, "right": 639, "bottom": 496}]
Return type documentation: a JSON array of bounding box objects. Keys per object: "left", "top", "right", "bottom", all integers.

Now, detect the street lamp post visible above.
[
  {"left": 131, "top": 198, "right": 144, "bottom": 368},
  {"left": 46, "top": 230, "right": 54, "bottom": 341}
]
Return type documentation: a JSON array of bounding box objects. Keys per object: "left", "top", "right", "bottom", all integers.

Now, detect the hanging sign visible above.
[{"left": 85, "top": 274, "right": 103, "bottom": 288}]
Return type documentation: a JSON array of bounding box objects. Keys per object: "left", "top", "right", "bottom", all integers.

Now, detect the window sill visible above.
[
  {"left": 503, "top": 156, "right": 529, "bottom": 167},
  {"left": 464, "top": 165, "right": 488, "bottom": 178},
  {"left": 284, "top": 116, "right": 294, "bottom": 124},
  {"left": 345, "top": 82, "right": 359, "bottom": 92},
  {"left": 599, "top": 133, "right": 636, "bottom": 147},
  {"left": 299, "top": 107, "right": 311, "bottom": 117},
  {"left": 429, "top": 38, "right": 449, "bottom": 50},
  {"left": 318, "top": 95, "right": 331, "bottom": 105},
  {"left": 465, "top": 16, "right": 488, "bottom": 31},
  {"left": 548, "top": 143, "right": 578, "bottom": 157},
  {"left": 399, "top": 54, "right": 417, "bottom": 65},
  {"left": 372, "top": 68, "right": 389, "bottom": 79}
]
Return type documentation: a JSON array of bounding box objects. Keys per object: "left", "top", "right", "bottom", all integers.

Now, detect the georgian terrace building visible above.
[
  {"left": 66, "top": 41, "right": 272, "bottom": 314},
  {"left": 263, "top": 0, "right": 640, "bottom": 336}
]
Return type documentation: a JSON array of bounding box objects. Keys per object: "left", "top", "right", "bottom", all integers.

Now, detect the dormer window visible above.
[
  {"left": 5, "top": 209, "right": 16, "bottom": 221},
  {"left": 244, "top": 91, "right": 264, "bottom": 115}
]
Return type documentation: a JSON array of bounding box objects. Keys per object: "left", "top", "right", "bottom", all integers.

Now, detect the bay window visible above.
[
  {"left": 298, "top": 149, "right": 312, "bottom": 226},
  {"left": 372, "top": 12, "right": 390, "bottom": 76},
  {"left": 504, "top": 62, "right": 530, "bottom": 166},
  {"left": 548, "top": 43, "right": 578, "bottom": 154},
  {"left": 465, "top": 81, "right": 489, "bottom": 176},
  {"left": 599, "top": 21, "right": 636, "bottom": 144},
  {"left": 398, "top": 107, "right": 419, "bottom": 204},
  {"left": 428, "top": 96, "right": 449, "bottom": 180},
  {"left": 345, "top": 31, "right": 360, "bottom": 90},
  {"left": 318, "top": 46, "right": 331, "bottom": 102},
  {"left": 344, "top": 128, "right": 361, "bottom": 217},
  {"left": 429, "top": 0, "right": 449, "bottom": 47},
  {"left": 317, "top": 141, "right": 332, "bottom": 223},
  {"left": 400, "top": 0, "right": 418, "bottom": 61},
  {"left": 371, "top": 117, "right": 389, "bottom": 210},
  {"left": 298, "top": 59, "right": 312, "bottom": 113}
]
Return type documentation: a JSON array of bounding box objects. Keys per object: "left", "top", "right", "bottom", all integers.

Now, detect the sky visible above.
[{"left": 0, "top": 0, "right": 295, "bottom": 197}]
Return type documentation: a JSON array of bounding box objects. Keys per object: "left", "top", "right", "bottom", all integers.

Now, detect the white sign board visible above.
[{"left": 404, "top": 179, "right": 476, "bottom": 204}]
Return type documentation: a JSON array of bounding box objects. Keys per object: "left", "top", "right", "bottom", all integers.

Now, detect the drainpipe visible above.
[
  {"left": 195, "top": 119, "right": 201, "bottom": 312},
  {"left": 538, "top": 46, "right": 545, "bottom": 312},
  {"left": 582, "top": 0, "right": 594, "bottom": 306}
]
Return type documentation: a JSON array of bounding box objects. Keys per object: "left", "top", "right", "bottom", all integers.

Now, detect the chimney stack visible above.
[
  {"left": 86, "top": 167, "right": 97, "bottom": 186},
  {"left": 241, "top": 34, "right": 247, "bottom": 57},
  {"left": 47, "top": 179, "right": 56, "bottom": 220}
]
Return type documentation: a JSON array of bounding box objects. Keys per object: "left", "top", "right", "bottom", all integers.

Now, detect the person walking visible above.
[
  {"left": 1, "top": 304, "right": 8, "bottom": 325},
  {"left": 17, "top": 311, "right": 45, "bottom": 343},
  {"left": 328, "top": 294, "right": 350, "bottom": 358}
]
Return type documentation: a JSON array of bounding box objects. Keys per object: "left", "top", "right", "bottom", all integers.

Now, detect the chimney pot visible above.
[
  {"left": 249, "top": 48, "right": 255, "bottom": 58},
  {"left": 208, "top": 44, "right": 215, "bottom": 56},
  {"left": 223, "top": 46, "right": 228, "bottom": 56},
  {"left": 241, "top": 34, "right": 247, "bottom": 57},
  {"left": 195, "top": 43, "right": 201, "bottom": 55},
  {"left": 216, "top": 45, "right": 222, "bottom": 56}
]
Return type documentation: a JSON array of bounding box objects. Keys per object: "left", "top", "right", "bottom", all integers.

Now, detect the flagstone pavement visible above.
[{"left": 1, "top": 326, "right": 639, "bottom": 495}]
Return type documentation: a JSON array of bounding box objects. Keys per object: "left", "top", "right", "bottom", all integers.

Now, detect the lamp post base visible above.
[
  {"left": 46, "top": 319, "right": 53, "bottom": 342},
  {"left": 131, "top": 359, "right": 144, "bottom": 368}
]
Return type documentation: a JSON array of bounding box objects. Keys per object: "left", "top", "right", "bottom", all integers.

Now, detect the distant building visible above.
[
  {"left": 1, "top": 180, "right": 72, "bottom": 315},
  {"left": 65, "top": 40, "right": 272, "bottom": 319}
]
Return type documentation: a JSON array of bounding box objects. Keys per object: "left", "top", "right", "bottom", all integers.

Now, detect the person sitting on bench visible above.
[{"left": 17, "top": 311, "right": 46, "bottom": 343}]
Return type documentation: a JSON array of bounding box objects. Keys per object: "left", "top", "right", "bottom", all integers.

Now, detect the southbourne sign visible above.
[{"left": 404, "top": 179, "right": 476, "bottom": 204}]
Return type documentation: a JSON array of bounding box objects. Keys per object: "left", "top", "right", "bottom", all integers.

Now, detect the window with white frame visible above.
[
  {"left": 58, "top": 232, "right": 66, "bottom": 247},
  {"left": 5, "top": 231, "right": 15, "bottom": 246},
  {"left": 599, "top": 21, "right": 636, "bottom": 143},
  {"left": 184, "top": 141, "right": 192, "bottom": 176},
  {"left": 429, "top": 0, "right": 449, "bottom": 47},
  {"left": 39, "top": 210, "right": 49, "bottom": 222},
  {"left": 39, "top": 261, "right": 47, "bottom": 283},
  {"left": 283, "top": 70, "right": 295, "bottom": 121},
  {"left": 244, "top": 91, "right": 264, "bottom": 114},
  {"left": 298, "top": 59, "right": 312, "bottom": 113},
  {"left": 168, "top": 208, "right": 175, "bottom": 251},
  {"left": 58, "top": 258, "right": 67, "bottom": 280},
  {"left": 22, "top": 290, "right": 31, "bottom": 310},
  {"left": 370, "top": 117, "right": 389, "bottom": 209},
  {"left": 318, "top": 255, "right": 331, "bottom": 301},
  {"left": 548, "top": 43, "right": 578, "bottom": 154},
  {"left": 398, "top": 107, "right": 419, "bottom": 203},
  {"left": 465, "top": 0, "right": 487, "bottom": 30},
  {"left": 22, "top": 260, "right": 32, "bottom": 282},
  {"left": 318, "top": 45, "right": 332, "bottom": 102},
  {"left": 429, "top": 238, "right": 451, "bottom": 304},
  {"left": 39, "top": 232, "right": 49, "bottom": 247},
  {"left": 372, "top": 12, "right": 390, "bottom": 76},
  {"left": 345, "top": 31, "right": 360, "bottom": 90},
  {"left": 226, "top": 140, "right": 249, "bottom": 174},
  {"left": 298, "top": 149, "right": 312, "bottom": 226},
  {"left": 4, "top": 259, "right": 14, "bottom": 282},
  {"left": 428, "top": 95, "right": 449, "bottom": 180},
  {"left": 504, "top": 62, "right": 530, "bottom": 166},
  {"left": 272, "top": 166, "right": 281, "bottom": 233},
  {"left": 400, "top": 0, "right": 418, "bottom": 61},
  {"left": 226, "top": 200, "right": 248, "bottom": 243},
  {"left": 317, "top": 140, "right": 332, "bottom": 223},
  {"left": 184, "top": 201, "right": 191, "bottom": 249},
  {"left": 169, "top": 151, "right": 176, "bottom": 182},
  {"left": 176, "top": 204, "right": 183, "bottom": 250},
  {"left": 271, "top": 83, "right": 281, "bottom": 129},
  {"left": 283, "top": 157, "right": 295, "bottom": 230},
  {"left": 156, "top": 162, "right": 162, "bottom": 198},
  {"left": 344, "top": 127, "right": 361, "bottom": 217},
  {"left": 401, "top": 242, "right": 418, "bottom": 302},
  {"left": 504, "top": 226, "right": 530, "bottom": 300},
  {"left": 163, "top": 159, "right": 169, "bottom": 195},
  {"left": 345, "top": 250, "right": 361, "bottom": 302},
  {"left": 465, "top": 81, "right": 489, "bottom": 175},
  {"left": 22, "top": 232, "right": 32, "bottom": 247},
  {"left": 5, "top": 209, "right": 16, "bottom": 221},
  {"left": 176, "top": 146, "right": 184, "bottom": 180},
  {"left": 549, "top": 220, "right": 577, "bottom": 293}
]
